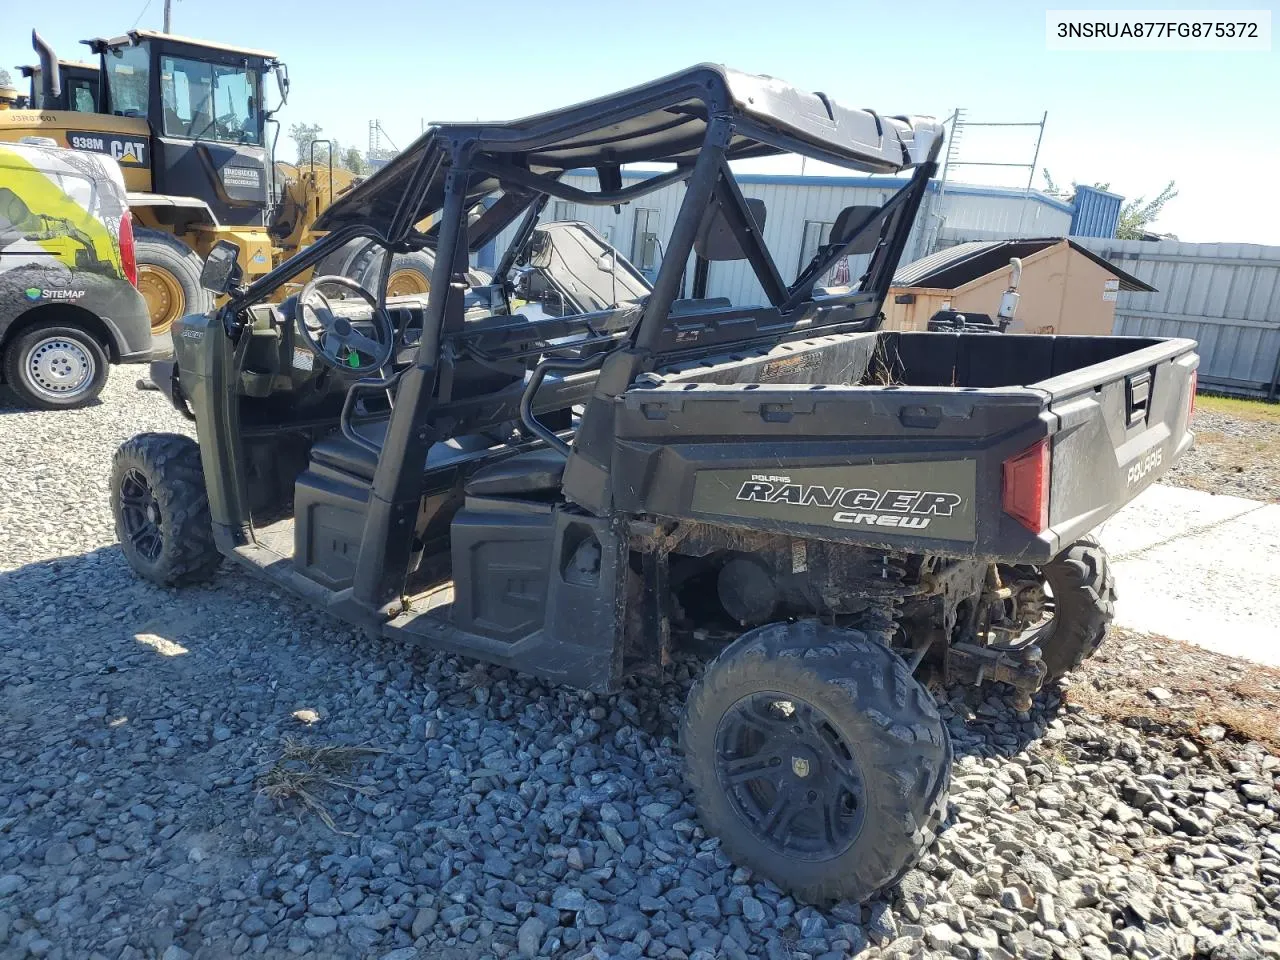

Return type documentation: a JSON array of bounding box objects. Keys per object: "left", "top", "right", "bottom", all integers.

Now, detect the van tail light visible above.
[
  {"left": 1002, "top": 438, "right": 1050, "bottom": 534},
  {"left": 119, "top": 211, "right": 138, "bottom": 287},
  {"left": 1188, "top": 370, "right": 1198, "bottom": 420}
]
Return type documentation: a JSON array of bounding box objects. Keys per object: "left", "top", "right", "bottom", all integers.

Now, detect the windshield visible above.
[
  {"left": 104, "top": 43, "right": 149, "bottom": 118},
  {"left": 160, "top": 55, "right": 260, "bottom": 145}
]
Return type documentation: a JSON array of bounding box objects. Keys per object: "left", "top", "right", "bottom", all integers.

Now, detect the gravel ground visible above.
[
  {"left": 1166, "top": 408, "right": 1280, "bottom": 503},
  {"left": 1, "top": 375, "right": 1279, "bottom": 960}
]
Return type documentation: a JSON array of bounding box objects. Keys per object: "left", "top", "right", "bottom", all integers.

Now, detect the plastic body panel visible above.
[
  {"left": 427, "top": 502, "right": 626, "bottom": 692},
  {"left": 605, "top": 331, "right": 1198, "bottom": 563}
]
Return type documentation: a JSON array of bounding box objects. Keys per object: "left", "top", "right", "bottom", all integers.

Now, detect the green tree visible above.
[
  {"left": 288, "top": 121, "right": 323, "bottom": 164},
  {"left": 341, "top": 148, "right": 366, "bottom": 175},
  {"left": 1041, "top": 170, "right": 1178, "bottom": 239},
  {"left": 1114, "top": 182, "right": 1178, "bottom": 240}
]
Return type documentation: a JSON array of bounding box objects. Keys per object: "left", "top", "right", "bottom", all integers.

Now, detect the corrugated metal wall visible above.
[
  {"left": 1069, "top": 186, "right": 1123, "bottom": 239},
  {"left": 1076, "top": 238, "right": 1280, "bottom": 398},
  {"left": 491, "top": 172, "right": 1073, "bottom": 308}
]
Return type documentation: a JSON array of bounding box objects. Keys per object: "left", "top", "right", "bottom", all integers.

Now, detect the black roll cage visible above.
[
  {"left": 227, "top": 125, "right": 937, "bottom": 354},
  {"left": 214, "top": 78, "right": 940, "bottom": 613}
]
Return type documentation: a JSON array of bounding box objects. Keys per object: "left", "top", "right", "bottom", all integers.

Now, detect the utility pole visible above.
[{"left": 163, "top": 0, "right": 172, "bottom": 32}]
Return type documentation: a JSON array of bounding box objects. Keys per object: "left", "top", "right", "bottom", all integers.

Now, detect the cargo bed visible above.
[{"left": 612, "top": 330, "right": 1199, "bottom": 562}]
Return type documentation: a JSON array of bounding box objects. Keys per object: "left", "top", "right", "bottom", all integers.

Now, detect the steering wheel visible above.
[{"left": 295, "top": 275, "right": 395, "bottom": 374}]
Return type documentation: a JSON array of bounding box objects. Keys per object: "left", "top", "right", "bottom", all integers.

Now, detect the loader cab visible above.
[
  {"left": 20, "top": 61, "right": 100, "bottom": 112},
  {"left": 86, "top": 30, "right": 283, "bottom": 226}
]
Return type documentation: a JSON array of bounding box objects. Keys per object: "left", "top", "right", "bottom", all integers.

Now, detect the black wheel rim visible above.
[
  {"left": 119, "top": 468, "right": 163, "bottom": 562},
  {"left": 715, "top": 692, "right": 866, "bottom": 861}
]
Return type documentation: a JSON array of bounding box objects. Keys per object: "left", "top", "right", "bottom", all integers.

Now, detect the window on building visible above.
[
  {"left": 551, "top": 200, "right": 577, "bottom": 222},
  {"left": 631, "top": 208, "right": 661, "bottom": 272}
]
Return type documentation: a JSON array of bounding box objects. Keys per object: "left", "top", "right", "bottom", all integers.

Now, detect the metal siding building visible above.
[
  {"left": 1076, "top": 237, "right": 1280, "bottom": 398},
  {"left": 1069, "top": 186, "right": 1123, "bottom": 239},
  {"left": 491, "top": 171, "right": 1074, "bottom": 308}
]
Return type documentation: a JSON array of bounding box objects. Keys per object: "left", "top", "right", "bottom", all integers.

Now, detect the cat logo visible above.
[
  {"left": 65, "top": 131, "right": 148, "bottom": 167},
  {"left": 111, "top": 140, "right": 147, "bottom": 166}
]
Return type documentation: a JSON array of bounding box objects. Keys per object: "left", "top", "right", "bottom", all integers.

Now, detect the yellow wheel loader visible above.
[{"left": 2, "top": 30, "right": 426, "bottom": 335}]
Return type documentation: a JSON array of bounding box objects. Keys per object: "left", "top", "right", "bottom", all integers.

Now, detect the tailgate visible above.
[{"left": 1041, "top": 337, "right": 1199, "bottom": 544}]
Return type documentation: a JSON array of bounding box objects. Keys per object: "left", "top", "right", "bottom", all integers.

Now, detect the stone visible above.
[
  {"left": 741, "top": 897, "right": 766, "bottom": 923},
  {"left": 411, "top": 907, "right": 437, "bottom": 939},
  {"left": 303, "top": 916, "right": 337, "bottom": 938},
  {"left": 518, "top": 916, "right": 546, "bottom": 958},
  {"left": 552, "top": 887, "right": 587, "bottom": 911},
  {"left": 44, "top": 843, "right": 76, "bottom": 866},
  {"left": 688, "top": 895, "right": 721, "bottom": 921},
  {"left": 926, "top": 923, "right": 962, "bottom": 949},
  {"left": 306, "top": 874, "right": 333, "bottom": 906},
  {"left": 1147, "top": 687, "right": 1173, "bottom": 702},
  {"left": 0, "top": 876, "right": 26, "bottom": 896}
]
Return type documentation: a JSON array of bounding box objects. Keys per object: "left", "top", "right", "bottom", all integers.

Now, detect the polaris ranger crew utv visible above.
[{"left": 111, "top": 65, "right": 1198, "bottom": 902}]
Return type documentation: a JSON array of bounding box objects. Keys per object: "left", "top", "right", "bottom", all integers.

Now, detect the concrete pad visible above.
[
  {"left": 1093, "top": 484, "right": 1280, "bottom": 666},
  {"left": 1093, "top": 483, "right": 1264, "bottom": 559}
]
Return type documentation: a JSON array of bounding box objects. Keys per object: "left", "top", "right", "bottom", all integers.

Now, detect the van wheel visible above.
[
  {"left": 134, "top": 229, "right": 213, "bottom": 337},
  {"left": 111, "top": 433, "right": 220, "bottom": 586},
  {"left": 682, "top": 621, "right": 951, "bottom": 903},
  {"left": 3, "top": 324, "right": 109, "bottom": 409}
]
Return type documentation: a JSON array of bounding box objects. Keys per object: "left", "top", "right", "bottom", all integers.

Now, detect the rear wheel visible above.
[
  {"left": 3, "top": 324, "right": 108, "bottom": 409},
  {"left": 682, "top": 621, "right": 951, "bottom": 903},
  {"left": 111, "top": 433, "right": 220, "bottom": 586},
  {"left": 134, "top": 229, "right": 213, "bottom": 337},
  {"left": 1018, "top": 538, "right": 1116, "bottom": 682}
]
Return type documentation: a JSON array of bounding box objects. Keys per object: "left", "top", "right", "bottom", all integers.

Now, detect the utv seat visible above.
[
  {"left": 463, "top": 448, "right": 566, "bottom": 497},
  {"left": 309, "top": 419, "right": 493, "bottom": 483}
]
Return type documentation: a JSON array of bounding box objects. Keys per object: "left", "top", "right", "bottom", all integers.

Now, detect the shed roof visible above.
[{"left": 893, "top": 238, "right": 1156, "bottom": 292}]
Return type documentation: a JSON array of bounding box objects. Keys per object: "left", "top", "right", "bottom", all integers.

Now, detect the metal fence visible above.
[{"left": 1075, "top": 238, "right": 1280, "bottom": 399}]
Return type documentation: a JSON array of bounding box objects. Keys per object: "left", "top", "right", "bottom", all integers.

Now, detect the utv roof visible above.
[{"left": 315, "top": 64, "right": 942, "bottom": 234}]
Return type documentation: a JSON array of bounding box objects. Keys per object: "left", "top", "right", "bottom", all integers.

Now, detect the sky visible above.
[{"left": 4, "top": 0, "right": 1278, "bottom": 244}]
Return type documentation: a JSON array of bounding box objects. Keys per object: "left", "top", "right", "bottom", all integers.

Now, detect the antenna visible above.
[{"left": 931, "top": 109, "right": 1049, "bottom": 249}]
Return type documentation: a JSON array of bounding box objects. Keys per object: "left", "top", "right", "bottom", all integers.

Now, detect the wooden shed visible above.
[{"left": 884, "top": 238, "right": 1156, "bottom": 336}]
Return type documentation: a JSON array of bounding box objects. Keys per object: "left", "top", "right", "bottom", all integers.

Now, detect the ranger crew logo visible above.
[
  {"left": 691, "top": 460, "right": 978, "bottom": 541},
  {"left": 736, "top": 476, "right": 963, "bottom": 530}
]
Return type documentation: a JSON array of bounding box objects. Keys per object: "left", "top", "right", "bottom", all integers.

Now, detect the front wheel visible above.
[
  {"left": 133, "top": 229, "right": 213, "bottom": 337},
  {"left": 3, "top": 324, "right": 109, "bottom": 409},
  {"left": 111, "top": 433, "right": 220, "bottom": 586},
  {"left": 682, "top": 621, "right": 951, "bottom": 903}
]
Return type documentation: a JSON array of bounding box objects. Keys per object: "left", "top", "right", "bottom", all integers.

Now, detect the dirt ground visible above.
[
  {"left": 1067, "top": 625, "right": 1280, "bottom": 752},
  {"left": 1165, "top": 395, "right": 1280, "bottom": 502}
]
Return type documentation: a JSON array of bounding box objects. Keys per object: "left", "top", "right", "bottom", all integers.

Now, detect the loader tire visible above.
[
  {"left": 134, "top": 230, "right": 213, "bottom": 338},
  {"left": 111, "top": 433, "right": 220, "bottom": 586},
  {"left": 682, "top": 620, "right": 951, "bottom": 903},
  {"left": 1032, "top": 537, "right": 1117, "bottom": 682}
]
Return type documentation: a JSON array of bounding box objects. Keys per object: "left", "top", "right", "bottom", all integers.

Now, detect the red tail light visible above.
[
  {"left": 1002, "top": 438, "right": 1050, "bottom": 534},
  {"left": 1188, "top": 370, "right": 1198, "bottom": 420},
  {"left": 119, "top": 211, "right": 137, "bottom": 286}
]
